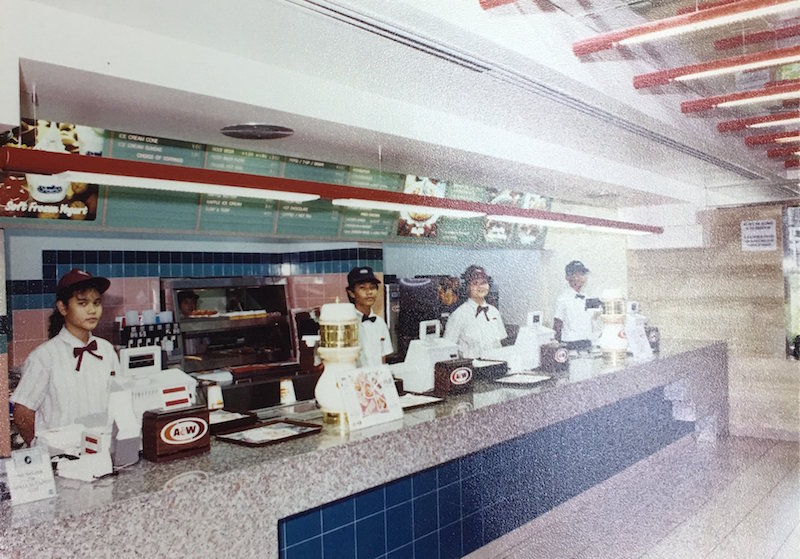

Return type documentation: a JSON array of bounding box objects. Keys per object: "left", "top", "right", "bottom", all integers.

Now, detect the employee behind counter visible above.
[
  {"left": 443, "top": 265, "right": 507, "bottom": 359},
  {"left": 11, "top": 268, "right": 121, "bottom": 446},
  {"left": 346, "top": 266, "right": 393, "bottom": 368},
  {"left": 553, "top": 260, "right": 601, "bottom": 352}
]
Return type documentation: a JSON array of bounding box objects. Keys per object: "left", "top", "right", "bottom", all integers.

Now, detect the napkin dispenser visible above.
[
  {"left": 142, "top": 405, "right": 210, "bottom": 463},
  {"left": 539, "top": 342, "right": 569, "bottom": 373},
  {"left": 433, "top": 358, "right": 474, "bottom": 397}
]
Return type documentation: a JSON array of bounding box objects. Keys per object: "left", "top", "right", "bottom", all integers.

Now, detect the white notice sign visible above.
[
  {"left": 741, "top": 220, "right": 777, "bottom": 252},
  {"left": 5, "top": 446, "right": 57, "bottom": 505}
]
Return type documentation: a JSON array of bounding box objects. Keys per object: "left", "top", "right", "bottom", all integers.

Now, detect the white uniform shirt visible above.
[
  {"left": 11, "top": 327, "right": 120, "bottom": 433},
  {"left": 356, "top": 311, "right": 393, "bottom": 369},
  {"left": 443, "top": 299, "right": 507, "bottom": 359},
  {"left": 554, "top": 289, "right": 595, "bottom": 342}
]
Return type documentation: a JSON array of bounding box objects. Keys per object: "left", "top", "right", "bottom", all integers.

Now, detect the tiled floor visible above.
[{"left": 467, "top": 436, "right": 799, "bottom": 559}]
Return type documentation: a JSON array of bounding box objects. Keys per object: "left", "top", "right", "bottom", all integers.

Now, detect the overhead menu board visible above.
[
  {"left": 198, "top": 195, "right": 278, "bottom": 234},
  {"left": 284, "top": 158, "right": 349, "bottom": 184},
  {"left": 346, "top": 167, "right": 405, "bottom": 191},
  {"left": 275, "top": 200, "right": 341, "bottom": 238},
  {"left": 339, "top": 208, "right": 396, "bottom": 240},
  {"left": 104, "top": 187, "right": 200, "bottom": 231},
  {"left": 437, "top": 183, "right": 489, "bottom": 245},
  {"left": 205, "top": 145, "right": 284, "bottom": 176},
  {"left": 109, "top": 133, "right": 206, "bottom": 168}
]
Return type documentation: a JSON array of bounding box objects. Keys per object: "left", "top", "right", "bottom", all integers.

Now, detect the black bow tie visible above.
[
  {"left": 575, "top": 294, "right": 585, "bottom": 299},
  {"left": 475, "top": 305, "right": 489, "bottom": 321},
  {"left": 362, "top": 315, "right": 377, "bottom": 323},
  {"left": 73, "top": 339, "right": 102, "bottom": 371}
]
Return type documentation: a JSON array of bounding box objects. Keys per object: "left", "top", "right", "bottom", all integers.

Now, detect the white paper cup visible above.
[
  {"left": 124, "top": 311, "right": 139, "bottom": 327},
  {"left": 158, "top": 311, "right": 174, "bottom": 324},
  {"left": 141, "top": 310, "right": 156, "bottom": 325}
]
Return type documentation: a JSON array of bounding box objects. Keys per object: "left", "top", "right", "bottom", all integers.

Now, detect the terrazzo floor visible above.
[{"left": 468, "top": 436, "right": 799, "bottom": 559}]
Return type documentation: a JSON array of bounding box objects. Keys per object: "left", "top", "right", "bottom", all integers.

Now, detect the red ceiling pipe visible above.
[
  {"left": 634, "top": 45, "right": 800, "bottom": 89},
  {"left": 718, "top": 111, "right": 800, "bottom": 132},
  {"left": 676, "top": 0, "right": 737, "bottom": 15},
  {"left": 681, "top": 82, "right": 800, "bottom": 113},
  {"left": 785, "top": 159, "right": 799, "bottom": 168},
  {"left": 767, "top": 146, "right": 800, "bottom": 158},
  {"left": 479, "top": 0, "right": 516, "bottom": 9},
  {"left": 715, "top": 23, "right": 800, "bottom": 50},
  {"left": 745, "top": 131, "right": 800, "bottom": 146},
  {"left": 574, "top": 0, "right": 798, "bottom": 56},
  {"left": 0, "top": 147, "right": 664, "bottom": 234}
]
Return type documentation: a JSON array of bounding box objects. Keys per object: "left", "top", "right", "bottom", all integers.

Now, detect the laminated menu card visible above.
[{"left": 337, "top": 366, "right": 403, "bottom": 431}]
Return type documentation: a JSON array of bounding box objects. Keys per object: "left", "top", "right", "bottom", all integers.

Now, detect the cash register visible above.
[
  {"left": 391, "top": 320, "right": 459, "bottom": 393},
  {"left": 482, "top": 311, "right": 556, "bottom": 372}
]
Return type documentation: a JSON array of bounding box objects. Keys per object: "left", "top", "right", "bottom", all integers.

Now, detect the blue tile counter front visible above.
[
  {"left": 278, "top": 387, "right": 693, "bottom": 559},
  {"left": 0, "top": 341, "right": 728, "bottom": 559}
]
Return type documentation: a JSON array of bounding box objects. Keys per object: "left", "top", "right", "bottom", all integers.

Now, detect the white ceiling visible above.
[{"left": 8, "top": 0, "right": 800, "bottom": 212}]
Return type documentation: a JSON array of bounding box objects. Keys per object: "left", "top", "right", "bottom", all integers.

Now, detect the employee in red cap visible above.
[
  {"left": 346, "top": 266, "right": 393, "bottom": 368},
  {"left": 554, "top": 260, "right": 597, "bottom": 352},
  {"left": 11, "top": 268, "right": 120, "bottom": 446},
  {"left": 444, "top": 265, "right": 507, "bottom": 358}
]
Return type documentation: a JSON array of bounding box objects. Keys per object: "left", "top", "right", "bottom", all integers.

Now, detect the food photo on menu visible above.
[
  {"left": 0, "top": 119, "right": 103, "bottom": 221},
  {"left": 396, "top": 175, "right": 447, "bottom": 238}
]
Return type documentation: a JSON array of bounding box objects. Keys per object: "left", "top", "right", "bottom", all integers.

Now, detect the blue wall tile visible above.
[
  {"left": 355, "top": 488, "right": 384, "bottom": 518},
  {"left": 412, "top": 469, "right": 436, "bottom": 496},
  {"left": 284, "top": 509, "right": 321, "bottom": 547},
  {"left": 356, "top": 512, "right": 385, "bottom": 559},
  {"left": 413, "top": 531, "right": 439, "bottom": 559},
  {"left": 385, "top": 503, "right": 412, "bottom": 552},
  {"left": 323, "top": 525, "right": 355, "bottom": 559},
  {"left": 285, "top": 536, "right": 322, "bottom": 559},
  {"left": 322, "top": 499, "right": 354, "bottom": 532},
  {"left": 386, "top": 543, "right": 413, "bottom": 559},
  {"left": 438, "top": 521, "right": 462, "bottom": 559},
  {"left": 438, "top": 483, "right": 460, "bottom": 528},
  {"left": 413, "top": 492, "right": 437, "bottom": 539},
  {"left": 385, "top": 478, "right": 412, "bottom": 507}
]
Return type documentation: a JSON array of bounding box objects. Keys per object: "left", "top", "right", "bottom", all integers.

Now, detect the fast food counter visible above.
[{"left": 0, "top": 340, "right": 728, "bottom": 558}]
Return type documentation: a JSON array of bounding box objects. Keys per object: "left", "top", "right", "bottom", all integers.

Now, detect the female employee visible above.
[
  {"left": 11, "top": 268, "right": 120, "bottom": 446},
  {"left": 444, "top": 265, "right": 507, "bottom": 358}
]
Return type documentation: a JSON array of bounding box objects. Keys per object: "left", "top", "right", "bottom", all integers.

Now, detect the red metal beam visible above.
[
  {"left": 744, "top": 130, "right": 800, "bottom": 145},
  {"left": 785, "top": 159, "right": 799, "bottom": 168},
  {"left": 714, "top": 23, "right": 800, "bottom": 50},
  {"left": 718, "top": 111, "right": 800, "bottom": 132},
  {"left": 767, "top": 146, "right": 800, "bottom": 158},
  {"left": 0, "top": 147, "right": 663, "bottom": 234},
  {"left": 634, "top": 45, "right": 800, "bottom": 89},
  {"left": 681, "top": 82, "right": 800, "bottom": 113},
  {"left": 479, "top": 0, "right": 516, "bottom": 9},
  {"left": 573, "top": 0, "right": 798, "bottom": 56}
]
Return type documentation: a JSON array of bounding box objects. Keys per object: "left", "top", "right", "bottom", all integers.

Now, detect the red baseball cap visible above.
[{"left": 57, "top": 268, "right": 110, "bottom": 294}]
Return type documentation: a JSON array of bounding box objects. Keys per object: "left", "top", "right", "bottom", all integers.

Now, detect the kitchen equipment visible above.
[
  {"left": 624, "top": 300, "right": 654, "bottom": 360},
  {"left": 161, "top": 276, "right": 294, "bottom": 373},
  {"left": 315, "top": 300, "right": 360, "bottom": 423}
]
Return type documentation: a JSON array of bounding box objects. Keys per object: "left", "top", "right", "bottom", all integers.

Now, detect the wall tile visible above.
[
  {"left": 322, "top": 525, "right": 355, "bottom": 559},
  {"left": 355, "top": 513, "right": 385, "bottom": 559}
]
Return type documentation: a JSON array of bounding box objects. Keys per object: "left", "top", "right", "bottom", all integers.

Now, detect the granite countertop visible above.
[{"left": 0, "top": 338, "right": 726, "bottom": 549}]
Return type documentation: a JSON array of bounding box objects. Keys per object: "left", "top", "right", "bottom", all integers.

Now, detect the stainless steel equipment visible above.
[{"left": 161, "top": 276, "right": 294, "bottom": 373}]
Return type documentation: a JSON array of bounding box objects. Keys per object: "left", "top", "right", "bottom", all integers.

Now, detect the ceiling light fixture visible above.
[
  {"left": 573, "top": 0, "right": 800, "bottom": 55},
  {"left": 54, "top": 171, "right": 319, "bottom": 202},
  {"left": 332, "top": 198, "right": 485, "bottom": 219},
  {"left": 634, "top": 45, "right": 800, "bottom": 88},
  {"left": 718, "top": 111, "right": 800, "bottom": 132},
  {"left": 220, "top": 124, "right": 294, "bottom": 140},
  {"left": 682, "top": 82, "right": 800, "bottom": 113},
  {"left": 485, "top": 214, "right": 585, "bottom": 229}
]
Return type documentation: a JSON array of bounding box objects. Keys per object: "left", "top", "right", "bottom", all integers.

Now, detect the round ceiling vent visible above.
[{"left": 220, "top": 124, "right": 294, "bottom": 140}]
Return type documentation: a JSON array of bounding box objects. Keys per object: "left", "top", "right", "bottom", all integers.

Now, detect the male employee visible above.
[
  {"left": 553, "top": 260, "right": 597, "bottom": 352},
  {"left": 346, "top": 266, "right": 393, "bottom": 368}
]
